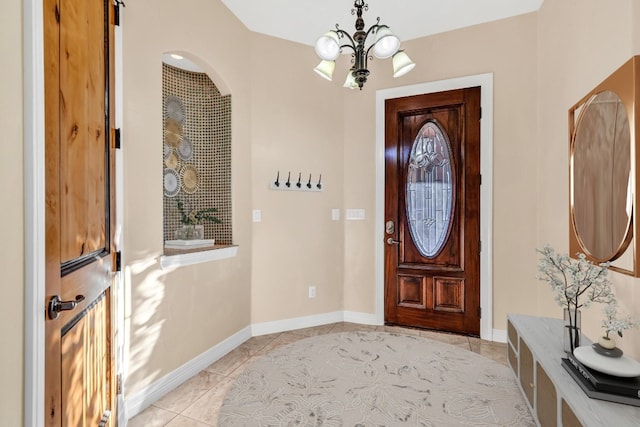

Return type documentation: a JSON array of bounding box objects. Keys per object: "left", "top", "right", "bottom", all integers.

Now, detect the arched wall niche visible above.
[
  {"left": 161, "top": 51, "right": 233, "bottom": 251},
  {"left": 162, "top": 50, "right": 231, "bottom": 96}
]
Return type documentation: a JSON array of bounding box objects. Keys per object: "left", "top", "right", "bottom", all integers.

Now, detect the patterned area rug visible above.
[{"left": 218, "top": 331, "right": 534, "bottom": 426}]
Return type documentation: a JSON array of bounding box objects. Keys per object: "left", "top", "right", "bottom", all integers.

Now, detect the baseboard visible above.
[
  {"left": 124, "top": 325, "right": 252, "bottom": 419},
  {"left": 342, "top": 310, "right": 380, "bottom": 325},
  {"left": 251, "top": 311, "right": 344, "bottom": 336},
  {"left": 250, "top": 310, "right": 383, "bottom": 336},
  {"left": 492, "top": 328, "right": 507, "bottom": 343}
]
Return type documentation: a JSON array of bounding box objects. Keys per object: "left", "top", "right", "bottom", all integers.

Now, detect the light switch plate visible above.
[
  {"left": 331, "top": 209, "right": 340, "bottom": 221},
  {"left": 346, "top": 209, "right": 366, "bottom": 220},
  {"left": 252, "top": 209, "right": 262, "bottom": 222}
]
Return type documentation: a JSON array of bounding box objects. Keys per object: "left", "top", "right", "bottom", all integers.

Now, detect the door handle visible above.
[
  {"left": 48, "top": 294, "right": 85, "bottom": 320},
  {"left": 387, "top": 238, "right": 401, "bottom": 245}
]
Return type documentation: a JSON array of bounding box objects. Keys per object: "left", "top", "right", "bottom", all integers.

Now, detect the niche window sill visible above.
[{"left": 160, "top": 244, "right": 238, "bottom": 270}]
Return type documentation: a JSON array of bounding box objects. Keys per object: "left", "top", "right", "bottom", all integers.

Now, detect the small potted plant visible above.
[
  {"left": 598, "top": 299, "right": 637, "bottom": 352},
  {"left": 175, "top": 198, "right": 221, "bottom": 240}
]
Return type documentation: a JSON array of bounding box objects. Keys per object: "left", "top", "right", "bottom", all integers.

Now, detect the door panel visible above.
[
  {"left": 59, "top": 0, "right": 107, "bottom": 263},
  {"left": 384, "top": 87, "right": 481, "bottom": 335},
  {"left": 61, "top": 294, "right": 110, "bottom": 426},
  {"left": 44, "top": 0, "right": 117, "bottom": 425}
]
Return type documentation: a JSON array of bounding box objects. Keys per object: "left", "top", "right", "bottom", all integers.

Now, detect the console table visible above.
[{"left": 507, "top": 314, "right": 640, "bottom": 426}]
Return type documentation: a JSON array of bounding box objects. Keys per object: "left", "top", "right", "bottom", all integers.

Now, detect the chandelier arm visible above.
[
  {"left": 365, "top": 21, "right": 386, "bottom": 40},
  {"left": 365, "top": 43, "right": 375, "bottom": 58},
  {"left": 340, "top": 43, "right": 357, "bottom": 53},
  {"left": 334, "top": 28, "right": 356, "bottom": 49}
]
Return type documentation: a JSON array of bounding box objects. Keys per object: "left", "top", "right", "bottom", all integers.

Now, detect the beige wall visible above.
[
  {"left": 1, "top": 0, "right": 24, "bottom": 424},
  {"left": 250, "top": 35, "right": 346, "bottom": 323},
  {"left": 122, "top": 0, "right": 253, "bottom": 395},
  {"left": 537, "top": 0, "right": 640, "bottom": 358}
]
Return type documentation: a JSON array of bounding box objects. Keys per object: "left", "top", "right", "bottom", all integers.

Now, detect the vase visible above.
[
  {"left": 598, "top": 336, "right": 616, "bottom": 350},
  {"left": 563, "top": 308, "right": 581, "bottom": 354},
  {"left": 175, "top": 224, "right": 204, "bottom": 240}
]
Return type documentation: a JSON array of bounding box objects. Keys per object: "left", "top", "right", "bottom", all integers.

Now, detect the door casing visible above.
[{"left": 375, "top": 74, "right": 494, "bottom": 340}]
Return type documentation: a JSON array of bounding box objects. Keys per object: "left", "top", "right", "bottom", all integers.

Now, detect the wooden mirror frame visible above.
[{"left": 569, "top": 56, "right": 640, "bottom": 276}]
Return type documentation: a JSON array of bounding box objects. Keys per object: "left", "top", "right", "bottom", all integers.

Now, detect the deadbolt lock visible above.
[{"left": 385, "top": 220, "right": 395, "bottom": 235}]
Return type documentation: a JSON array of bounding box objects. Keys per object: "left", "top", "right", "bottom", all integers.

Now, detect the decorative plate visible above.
[
  {"left": 164, "top": 95, "right": 185, "bottom": 124},
  {"left": 177, "top": 136, "right": 193, "bottom": 161},
  {"left": 164, "top": 118, "right": 183, "bottom": 147},
  {"left": 180, "top": 164, "right": 200, "bottom": 194},
  {"left": 164, "top": 151, "right": 179, "bottom": 169},
  {"left": 163, "top": 168, "right": 181, "bottom": 197},
  {"left": 164, "top": 143, "right": 173, "bottom": 159}
]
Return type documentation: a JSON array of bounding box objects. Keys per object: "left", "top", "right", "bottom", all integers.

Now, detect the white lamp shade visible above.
[
  {"left": 314, "top": 31, "right": 341, "bottom": 61},
  {"left": 372, "top": 27, "right": 400, "bottom": 59},
  {"left": 314, "top": 60, "right": 336, "bottom": 81},
  {"left": 343, "top": 70, "right": 358, "bottom": 89},
  {"left": 392, "top": 50, "right": 416, "bottom": 78}
]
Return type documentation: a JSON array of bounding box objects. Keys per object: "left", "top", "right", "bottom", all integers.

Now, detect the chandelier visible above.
[{"left": 313, "top": 0, "right": 415, "bottom": 90}]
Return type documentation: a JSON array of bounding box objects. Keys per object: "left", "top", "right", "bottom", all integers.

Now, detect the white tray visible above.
[
  {"left": 164, "top": 239, "right": 215, "bottom": 249},
  {"left": 574, "top": 345, "right": 640, "bottom": 377}
]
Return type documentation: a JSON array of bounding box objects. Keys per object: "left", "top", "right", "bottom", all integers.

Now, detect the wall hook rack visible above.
[{"left": 270, "top": 171, "right": 324, "bottom": 192}]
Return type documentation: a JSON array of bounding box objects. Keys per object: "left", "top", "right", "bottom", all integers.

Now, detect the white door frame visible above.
[
  {"left": 24, "top": 0, "right": 45, "bottom": 425},
  {"left": 375, "top": 74, "right": 494, "bottom": 340},
  {"left": 23, "top": 1, "right": 125, "bottom": 424}
]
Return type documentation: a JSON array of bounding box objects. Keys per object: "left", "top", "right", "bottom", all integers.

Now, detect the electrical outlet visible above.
[
  {"left": 331, "top": 209, "right": 340, "bottom": 221},
  {"left": 308, "top": 286, "right": 317, "bottom": 299}
]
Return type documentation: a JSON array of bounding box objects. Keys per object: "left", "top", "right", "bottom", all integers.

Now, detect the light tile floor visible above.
[{"left": 128, "top": 322, "right": 508, "bottom": 427}]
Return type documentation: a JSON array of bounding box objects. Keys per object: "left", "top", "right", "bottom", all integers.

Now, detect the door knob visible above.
[
  {"left": 48, "top": 294, "right": 85, "bottom": 320},
  {"left": 387, "top": 238, "right": 401, "bottom": 245}
]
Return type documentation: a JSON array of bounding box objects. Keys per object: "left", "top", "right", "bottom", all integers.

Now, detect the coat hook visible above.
[
  {"left": 306, "top": 174, "right": 312, "bottom": 189},
  {"left": 286, "top": 172, "right": 291, "bottom": 187},
  {"left": 274, "top": 171, "right": 280, "bottom": 187},
  {"left": 296, "top": 172, "right": 302, "bottom": 188},
  {"left": 317, "top": 174, "right": 322, "bottom": 189}
]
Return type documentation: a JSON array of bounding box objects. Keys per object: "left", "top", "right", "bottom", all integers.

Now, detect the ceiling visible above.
[{"left": 221, "top": 0, "right": 544, "bottom": 47}]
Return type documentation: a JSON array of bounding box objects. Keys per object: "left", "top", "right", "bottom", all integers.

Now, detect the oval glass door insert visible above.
[{"left": 406, "top": 121, "right": 455, "bottom": 257}]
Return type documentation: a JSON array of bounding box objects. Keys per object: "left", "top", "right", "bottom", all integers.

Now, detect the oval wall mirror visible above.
[{"left": 571, "top": 90, "right": 632, "bottom": 261}]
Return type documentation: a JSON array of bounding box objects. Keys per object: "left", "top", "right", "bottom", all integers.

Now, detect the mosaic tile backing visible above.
[{"left": 162, "top": 63, "right": 232, "bottom": 245}]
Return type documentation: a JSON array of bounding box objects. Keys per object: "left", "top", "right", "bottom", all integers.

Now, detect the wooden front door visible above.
[
  {"left": 384, "top": 87, "right": 481, "bottom": 335},
  {"left": 44, "top": 0, "right": 117, "bottom": 425}
]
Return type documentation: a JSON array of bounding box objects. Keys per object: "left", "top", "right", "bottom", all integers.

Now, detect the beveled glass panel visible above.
[{"left": 406, "top": 121, "right": 454, "bottom": 257}]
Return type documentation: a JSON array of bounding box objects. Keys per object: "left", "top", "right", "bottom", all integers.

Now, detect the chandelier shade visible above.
[
  {"left": 313, "top": 0, "right": 414, "bottom": 90},
  {"left": 343, "top": 70, "right": 358, "bottom": 89},
  {"left": 372, "top": 27, "right": 400, "bottom": 59},
  {"left": 313, "top": 60, "right": 336, "bottom": 81},
  {"left": 392, "top": 50, "right": 416, "bottom": 78},
  {"left": 314, "top": 32, "right": 341, "bottom": 61}
]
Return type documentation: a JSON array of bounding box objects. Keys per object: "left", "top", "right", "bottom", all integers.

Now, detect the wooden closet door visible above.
[{"left": 44, "top": 0, "right": 117, "bottom": 425}]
